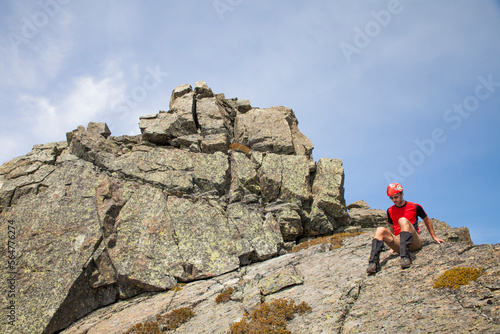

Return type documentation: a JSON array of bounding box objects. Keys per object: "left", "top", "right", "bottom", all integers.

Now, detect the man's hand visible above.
[{"left": 433, "top": 236, "right": 445, "bottom": 244}]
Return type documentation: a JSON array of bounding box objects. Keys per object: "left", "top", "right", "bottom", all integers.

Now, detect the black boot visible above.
[
  {"left": 399, "top": 231, "right": 413, "bottom": 269},
  {"left": 367, "top": 239, "right": 384, "bottom": 274}
]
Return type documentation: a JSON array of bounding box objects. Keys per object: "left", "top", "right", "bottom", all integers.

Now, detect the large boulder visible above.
[
  {"left": 233, "top": 106, "right": 313, "bottom": 157},
  {"left": 234, "top": 107, "right": 295, "bottom": 155},
  {"left": 307, "top": 158, "right": 349, "bottom": 236},
  {"left": 347, "top": 200, "right": 387, "bottom": 228}
]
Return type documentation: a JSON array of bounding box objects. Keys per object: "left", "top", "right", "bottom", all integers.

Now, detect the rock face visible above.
[
  {"left": 0, "top": 82, "right": 498, "bottom": 334},
  {"left": 0, "top": 82, "right": 347, "bottom": 334}
]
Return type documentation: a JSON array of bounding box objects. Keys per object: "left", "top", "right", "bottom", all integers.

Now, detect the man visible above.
[{"left": 366, "top": 183, "right": 445, "bottom": 274}]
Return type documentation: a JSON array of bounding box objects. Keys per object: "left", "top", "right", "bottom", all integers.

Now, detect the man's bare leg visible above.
[
  {"left": 367, "top": 227, "right": 396, "bottom": 274},
  {"left": 398, "top": 218, "right": 422, "bottom": 268}
]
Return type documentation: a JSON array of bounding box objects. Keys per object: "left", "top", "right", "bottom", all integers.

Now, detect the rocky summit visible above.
[{"left": 0, "top": 82, "right": 498, "bottom": 334}]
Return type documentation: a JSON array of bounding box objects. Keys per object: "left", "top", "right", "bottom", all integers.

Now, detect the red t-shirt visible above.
[{"left": 387, "top": 201, "right": 427, "bottom": 236}]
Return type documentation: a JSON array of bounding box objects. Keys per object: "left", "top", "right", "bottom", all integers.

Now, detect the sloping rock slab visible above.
[{"left": 60, "top": 221, "right": 500, "bottom": 334}]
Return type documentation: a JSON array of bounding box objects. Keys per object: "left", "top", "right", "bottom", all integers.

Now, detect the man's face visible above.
[{"left": 389, "top": 192, "right": 404, "bottom": 206}]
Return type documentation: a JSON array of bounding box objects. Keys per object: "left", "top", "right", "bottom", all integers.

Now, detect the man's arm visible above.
[
  {"left": 423, "top": 216, "right": 445, "bottom": 244},
  {"left": 387, "top": 209, "right": 394, "bottom": 234}
]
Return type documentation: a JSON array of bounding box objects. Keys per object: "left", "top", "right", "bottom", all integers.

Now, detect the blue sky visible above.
[{"left": 1, "top": 0, "right": 499, "bottom": 244}]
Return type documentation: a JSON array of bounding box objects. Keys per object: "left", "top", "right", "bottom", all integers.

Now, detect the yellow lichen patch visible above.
[
  {"left": 433, "top": 266, "right": 484, "bottom": 290},
  {"left": 124, "top": 307, "right": 195, "bottom": 334},
  {"left": 229, "top": 298, "right": 311, "bottom": 334},
  {"left": 216, "top": 286, "right": 234, "bottom": 304},
  {"left": 229, "top": 143, "right": 251, "bottom": 155},
  {"left": 291, "top": 232, "right": 363, "bottom": 253},
  {"left": 170, "top": 283, "right": 186, "bottom": 292}
]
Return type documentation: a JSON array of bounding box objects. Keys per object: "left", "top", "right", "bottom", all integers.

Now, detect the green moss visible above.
[
  {"left": 123, "top": 307, "right": 195, "bottom": 333},
  {"left": 216, "top": 286, "right": 234, "bottom": 304},
  {"left": 229, "top": 298, "right": 311, "bottom": 334},
  {"left": 433, "top": 266, "right": 484, "bottom": 289},
  {"left": 291, "top": 232, "right": 363, "bottom": 253}
]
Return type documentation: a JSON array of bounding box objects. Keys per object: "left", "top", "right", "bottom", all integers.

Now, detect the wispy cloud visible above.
[{"left": 17, "top": 66, "right": 126, "bottom": 143}]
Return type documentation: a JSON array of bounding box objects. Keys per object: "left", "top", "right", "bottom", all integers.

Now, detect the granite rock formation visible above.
[
  {"left": 0, "top": 82, "right": 498, "bottom": 334},
  {"left": 0, "top": 82, "right": 346, "bottom": 334}
]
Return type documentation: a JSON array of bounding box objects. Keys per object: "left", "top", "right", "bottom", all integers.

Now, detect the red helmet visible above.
[{"left": 387, "top": 182, "right": 403, "bottom": 196}]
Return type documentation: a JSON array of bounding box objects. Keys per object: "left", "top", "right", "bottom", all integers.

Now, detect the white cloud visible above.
[{"left": 18, "top": 67, "right": 126, "bottom": 143}]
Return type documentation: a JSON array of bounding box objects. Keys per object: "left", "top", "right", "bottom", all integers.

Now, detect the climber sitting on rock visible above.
[{"left": 367, "top": 182, "right": 445, "bottom": 274}]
